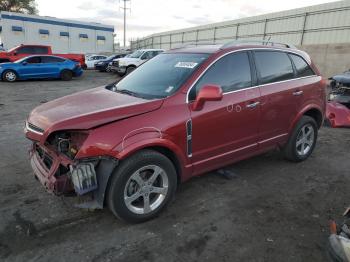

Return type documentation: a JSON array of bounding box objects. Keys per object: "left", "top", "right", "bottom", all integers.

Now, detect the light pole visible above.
[{"left": 120, "top": 0, "right": 130, "bottom": 47}]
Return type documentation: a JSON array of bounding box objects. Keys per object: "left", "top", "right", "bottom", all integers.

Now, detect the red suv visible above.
[{"left": 25, "top": 42, "right": 326, "bottom": 223}]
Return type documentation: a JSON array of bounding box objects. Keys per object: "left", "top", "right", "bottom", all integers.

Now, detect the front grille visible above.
[
  {"left": 112, "top": 60, "right": 119, "bottom": 67},
  {"left": 27, "top": 122, "right": 44, "bottom": 134},
  {"left": 35, "top": 145, "right": 53, "bottom": 170}
]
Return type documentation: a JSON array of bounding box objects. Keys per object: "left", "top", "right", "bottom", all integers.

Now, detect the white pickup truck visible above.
[{"left": 111, "top": 49, "right": 164, "bottom": 76}]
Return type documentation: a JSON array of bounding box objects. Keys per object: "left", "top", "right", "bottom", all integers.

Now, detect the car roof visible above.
[
  {"left": 23, "top": 55, "right": 68, "bottom": 60},
  {"left": 165, "top": 42, "right": 310, "bottom": 62}
]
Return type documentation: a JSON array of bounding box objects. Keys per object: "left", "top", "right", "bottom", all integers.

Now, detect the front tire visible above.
[
  {"left": 60, "top": 70, "right": 73, "bottom": 81},
  {"left": 283, "top": 116, "right": 318, "bottom": 162},
  {"left": 126, "top": 66, "right": 136, "bottom": 75},
  {"left": 107, "top": 150, "right": 177, "bottom": 223},
  {"left": 2, "top": 70, "right": 18, "bottom": 82}
]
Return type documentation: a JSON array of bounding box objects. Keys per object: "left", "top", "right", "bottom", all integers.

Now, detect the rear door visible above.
[
  {"left": 40, "top": 56, "right": 65, "bottom": 77},
  {"left": 189, "top": 51, "right": 261, "bottom": 174},
  {"left": 253, "top": 50, "right": 302, "bottom": 148}
]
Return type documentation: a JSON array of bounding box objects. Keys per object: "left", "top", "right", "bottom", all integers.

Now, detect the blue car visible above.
[{"left": 0, "top": 55, "right": 83, "bottom": 82}]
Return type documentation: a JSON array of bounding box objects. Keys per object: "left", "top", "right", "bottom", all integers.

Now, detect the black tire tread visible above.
[
  {"left": 2, "top": 70, "right": 17, "bottom": 82},
  {"left": 107, "top": 149, "right": 177, "bottom": 223},
  {"left": 60, "top": 70, "right": 73, "bottom": 81},
  {"left": 283, "top": 115, "right": 318, "bottom": 162}
]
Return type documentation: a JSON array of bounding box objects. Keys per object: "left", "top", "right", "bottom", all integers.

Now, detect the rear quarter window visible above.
[
  {"left": 289, "top": 54, "right": 315, "bottom": 77},
  {"left": 254, "top": 51, "right": 294, "bottom": 85}
]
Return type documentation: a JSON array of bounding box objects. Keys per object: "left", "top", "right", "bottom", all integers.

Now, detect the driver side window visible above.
[{"left": 189, "top": 52, "right": 252, "bottom": 101}]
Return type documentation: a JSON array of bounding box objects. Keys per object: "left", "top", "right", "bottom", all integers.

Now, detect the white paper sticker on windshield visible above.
[
  {"left": 175, "top": 62, "right": 198, "bottom": 69},
  {"left": 165, "top": 86, "right": 174, "bottom": 93}
]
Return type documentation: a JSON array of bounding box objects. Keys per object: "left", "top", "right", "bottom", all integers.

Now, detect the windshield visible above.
[
  {"left": 129, "top": 50, "right": 144, "bottom": 58},
  {"left": 14, "top": 56, "right": 31, "bottom": 63},
  {"left": 106, "top": 55, "right": 116, "bottom": 60},
  {"left": 113, "top": 53, "right": 209, "bottom": 99},
  {"left": 7, "top": 46, "right": 19, "bottom": 53}
]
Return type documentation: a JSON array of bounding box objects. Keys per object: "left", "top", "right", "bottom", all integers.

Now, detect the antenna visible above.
[{"left": 120, "top": 0, "right": 131, "bottom": 47}]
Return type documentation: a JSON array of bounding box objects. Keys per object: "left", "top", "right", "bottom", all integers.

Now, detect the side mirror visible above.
[
  {"left": 191, "top": 84, "right": 223, "bottom": 111},
  {"left": 13, "top": 51, "right": 17, "bottom": 56},
  {"left": 22, "top": 61, "right": 28, "bottom": 66}
]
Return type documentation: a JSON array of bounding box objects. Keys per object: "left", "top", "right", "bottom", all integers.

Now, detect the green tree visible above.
[{"left": 0, "top": 0, "right": 38, "bottom": 15}]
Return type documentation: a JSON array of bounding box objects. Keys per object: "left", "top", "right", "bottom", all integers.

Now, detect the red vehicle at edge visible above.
[
  {"left": 25, "top": 41, "right": 326, "bottom": 223},
  {"left": 0, "top": 44, "right": 86, "bottom": 69}
]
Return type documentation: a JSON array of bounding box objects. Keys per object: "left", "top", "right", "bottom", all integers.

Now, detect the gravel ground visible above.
[{"left": 0, "top": 70, "right": 349, "bottom": 262}]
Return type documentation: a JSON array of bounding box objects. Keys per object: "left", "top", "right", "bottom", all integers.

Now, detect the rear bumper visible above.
[{"left": 94, "top": 64, "right": 106, "bottom": 70}]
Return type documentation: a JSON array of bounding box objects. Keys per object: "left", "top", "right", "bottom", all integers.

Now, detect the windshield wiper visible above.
[{"left": 116, "top": 89, "right": 141, "bottom": 98}]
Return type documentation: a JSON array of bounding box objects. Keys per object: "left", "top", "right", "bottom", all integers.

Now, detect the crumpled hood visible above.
[{"left": 27, "top": 86, "right": 164, "bottom": 134}]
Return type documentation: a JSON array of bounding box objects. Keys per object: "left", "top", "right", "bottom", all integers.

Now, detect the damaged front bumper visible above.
[
  {"left": 326, "top": 101, "right": 350, "bottom": 128},
  {"left": 29, "top": 143, "right": 118, "bottom": 209}
]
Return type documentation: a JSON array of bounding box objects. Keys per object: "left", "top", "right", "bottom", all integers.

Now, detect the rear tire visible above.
[
  {"left": 283, "top": 116, "right": 318, "bottom": 162},
  {"left": 2, "top": 70, "right": 18, "bottom": 82},
  {"left": 107, "top": 150, "right": 177, "bottom": 223},
  {"left": 60, "top": 70, "right": 73, "bottom": 81}
]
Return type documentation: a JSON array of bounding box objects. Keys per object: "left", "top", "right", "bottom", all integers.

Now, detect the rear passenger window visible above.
[
  {"left": 289, "top": 54, "right": 314, "bottom": 77},
  {"left": 254, "top": 51, "right": 294, "bottom": 84},
  {"left": 190, "top": 52, "right": 252, "bottom": 99},
  {"left": 26, "top": 56, "right": 41, "bottom": 64},
  {"left": 41, "top": 56, "right": 65, "bottom": 63}
]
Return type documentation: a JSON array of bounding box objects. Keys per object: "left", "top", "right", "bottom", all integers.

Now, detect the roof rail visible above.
[
  {"left": 220, "top": 39, "right": 297, "bottom": 49},
  {"left": 170, "top": 42, "right": 219, "bottom": 50}
]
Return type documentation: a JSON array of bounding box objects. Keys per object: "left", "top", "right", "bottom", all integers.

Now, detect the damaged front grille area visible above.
[{"left": 35, "top": 144, "right": 53, "bottom": 170}]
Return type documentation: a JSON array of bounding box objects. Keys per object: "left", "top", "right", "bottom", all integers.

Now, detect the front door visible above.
[
  {"left": 188, "top": 51, "right": 261, "bottom": 175},
  {"left": 17, "top": 56, "right": 43, "bottom": 78}
]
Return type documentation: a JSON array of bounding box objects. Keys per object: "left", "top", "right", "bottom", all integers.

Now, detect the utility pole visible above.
[{"left": 120, "top": 0, "right": 131, "bottom": 47}]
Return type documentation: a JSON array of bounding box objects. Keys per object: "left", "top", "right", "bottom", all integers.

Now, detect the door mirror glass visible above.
[
  {"left": 22, "top": 61, "right": 28, "bottom": 66},
  {"left": 192, "top": 84, "right": 223, "bottom": 111}
]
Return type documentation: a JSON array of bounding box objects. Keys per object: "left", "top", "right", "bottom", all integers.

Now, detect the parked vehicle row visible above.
[{"left": 25, "top": 41, "right": 326, "bottom": 223}]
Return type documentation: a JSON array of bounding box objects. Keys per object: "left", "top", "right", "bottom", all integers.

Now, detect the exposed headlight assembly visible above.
[{"left": 47, "top": 131, "right": 89, "bottom": 159}]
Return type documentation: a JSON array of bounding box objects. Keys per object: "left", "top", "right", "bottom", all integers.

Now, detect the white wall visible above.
[{"left": 0, "top": 11, "right": 114, "bottom": 54}]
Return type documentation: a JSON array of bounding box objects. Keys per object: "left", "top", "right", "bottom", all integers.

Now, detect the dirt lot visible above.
[{"left": 0, "top": 70, "right": 349, "bottom": 262}]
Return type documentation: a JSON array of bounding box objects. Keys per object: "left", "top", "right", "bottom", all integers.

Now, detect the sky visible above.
[{"left": 36, "top": 0, "right": 339, "bottom": 44}]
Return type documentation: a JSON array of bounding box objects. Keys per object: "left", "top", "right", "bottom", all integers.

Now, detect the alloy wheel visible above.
[
  {"left": 296, "top": 123, "right": 315, "bottom": 156},
  {"left": 124, "top": 165, "right": 169, "bottom": 215}
]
